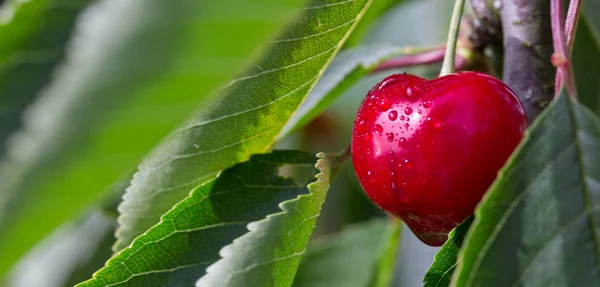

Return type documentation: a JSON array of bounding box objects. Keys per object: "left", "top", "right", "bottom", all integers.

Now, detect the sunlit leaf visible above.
[
  {"left": 278, "top": 44, "right": 404, "bottom": 139},
  {"left": 78, "top": 150, "right": 333, "bottom": 287},
  {"left": 196, "top": 152, "right": 336, "bottom": 287},
  {"left": 115, "top": 0, "right": 376, "bottom": 251}
]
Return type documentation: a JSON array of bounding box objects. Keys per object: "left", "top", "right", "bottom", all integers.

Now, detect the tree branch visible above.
[
  {"left": 468, "top": 0, "right": 502, "bottom": 51},
  {"left": 500, "top": 0, "right": 556, "bottom": 124}
]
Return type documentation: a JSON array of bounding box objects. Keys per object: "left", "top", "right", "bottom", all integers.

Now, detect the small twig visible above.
[
  {"left": 336, "top": 145, "right": 351, "bottom": 164},
  {"left": 467, "top": 0, "right": 502, "bottom": 51},
  {"left": 551, "top": 0, "right": 577, "bottom": 98},
  {"left": 374, "top": 49, "right": 445, "bottom": 72},
  {"left": 554, "top": 0, "right": 581, "bottom": 95},
  {"left": 373, "top": 47, "right": 469, "bottom": 73},
  {"left": 440, "top": 0, "right": 468, "bottom": 76},
  {"left": 565, "top": 0, "right": 582, "bottom": 51}
]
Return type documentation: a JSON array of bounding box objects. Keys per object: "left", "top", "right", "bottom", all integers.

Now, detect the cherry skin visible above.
[{"left": 351, "top": 71, "right": 527, "bottom": 246}]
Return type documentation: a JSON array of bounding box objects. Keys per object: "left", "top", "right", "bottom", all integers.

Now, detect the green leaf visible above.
[
  {"left": 452, "top": 90, "right": 600, "bottom": 287},
  {"left": 196, "top": 152, "right": 336, "bottom": 287},
  {"left": 278, "top": 44, "right": 404, "bottom": 139},
  {"left": 0, "top": 0, "right": 305, "bottom": 274},
  {"left": 77, "top": 150, "right": 332, "bottom": 287},
  {"left": 423, "top": 217, "right": 473, "bottom": 287},
  {"left": 369, "top": 219, "right": 401, "bottom": 287},
  {"left": 291, "top": 219, "right": 400, "bottom": 287},
  {"left": 115, "top": 0, "right": 376, "bottom": 251},
  {"left": 572, "top": 1, "right": 600, "bottom": 113},
  {"left": 0, "top": 0, "right": 93, "bottom": 155}
]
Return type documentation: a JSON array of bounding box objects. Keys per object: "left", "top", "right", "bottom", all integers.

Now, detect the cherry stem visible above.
[
  {"left": 373, "top": 46, "right": 468, "bottom": 73},
  {"left": 337, "top": 145, "right": 351, "bottom": 164},
  {"left": 551, "top": 0, "right": 577, "bottom": 98},
  {"left": 439, "top": 0, "right": 467, "bottom": 77},
  {"left": 554, "top": 0, "right": 581, "bottom": 96}
]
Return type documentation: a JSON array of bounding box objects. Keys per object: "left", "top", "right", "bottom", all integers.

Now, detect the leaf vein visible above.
[
  {"left": 224, "top": 46, "right": 336, "bottom": 87},
  {"left": 177, "top": 76, "right": 317, "bottom": 132},
  {"left": 511, "top": 205, "right": 600, "bottom": 286},
  {"left": 304, "top": 0, "right": 355, "bottom": 10},
  {"left": 269, "top": 19, "right": 355, "bottom": 43}
]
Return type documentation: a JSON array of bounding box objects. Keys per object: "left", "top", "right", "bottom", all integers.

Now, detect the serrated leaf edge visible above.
[{"left": 195, "top": 152, "right": 334, "bottom": 286}]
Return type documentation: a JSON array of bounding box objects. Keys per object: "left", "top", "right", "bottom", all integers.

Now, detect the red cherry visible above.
[{"left": 351, "top": 71, "right": 527, "bottom": 246}]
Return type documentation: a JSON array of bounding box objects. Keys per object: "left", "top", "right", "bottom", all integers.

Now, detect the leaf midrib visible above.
[
  {"left": 566, "top": 98, "right": 600, "bottom": 279},
  {"left": 432, "top": 261, "right": 459, "bottom": 287}
]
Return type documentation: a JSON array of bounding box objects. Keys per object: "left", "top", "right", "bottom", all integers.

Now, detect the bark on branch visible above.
[{"left": 500, "top": 0, "right": 555, "bottom": 123}]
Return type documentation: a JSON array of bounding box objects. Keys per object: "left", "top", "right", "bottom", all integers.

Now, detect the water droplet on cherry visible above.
[
  {"left": 404, "top": 107, "right": 413, "bottom": 115},
  {"left": 374, "top": 124, "right": 383, "bottom": 134},
  {"left": 357, "top": 120, "right": 366, "bottom": 133},
  {"left": 406, "top": 86, "right": 419, "bottom": 98},
  {"left": 388, "top": 110, "right": 398, "bottom": 121},
  {"left": 377, "top": 76, "right": 400, "bottom": 91},
  {"left": 398, "top": 137, "right": 406, "bottom": 147},
  {"left": 423, "top": 100, "right": 432, "bottom": 108},
  {"left": 379, "top": 99, "right": 392, "bottom": 111},
  {"left": 387, "top": 133, "right": 394, "bottom": 142}
]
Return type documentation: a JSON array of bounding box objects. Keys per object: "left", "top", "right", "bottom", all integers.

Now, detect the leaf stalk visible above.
[{"left": 551, "top": 0, "right": 577, "bottom": 98}]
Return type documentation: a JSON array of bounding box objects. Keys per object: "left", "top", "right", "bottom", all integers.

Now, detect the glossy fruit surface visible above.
[{"left": 351, "top": 71, "right": 527, "bottom": 246}]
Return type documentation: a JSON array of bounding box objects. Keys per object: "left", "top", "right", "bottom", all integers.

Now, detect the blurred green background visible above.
[{"left": 0, "top": 0, "right": 464, "bottom": 286}]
